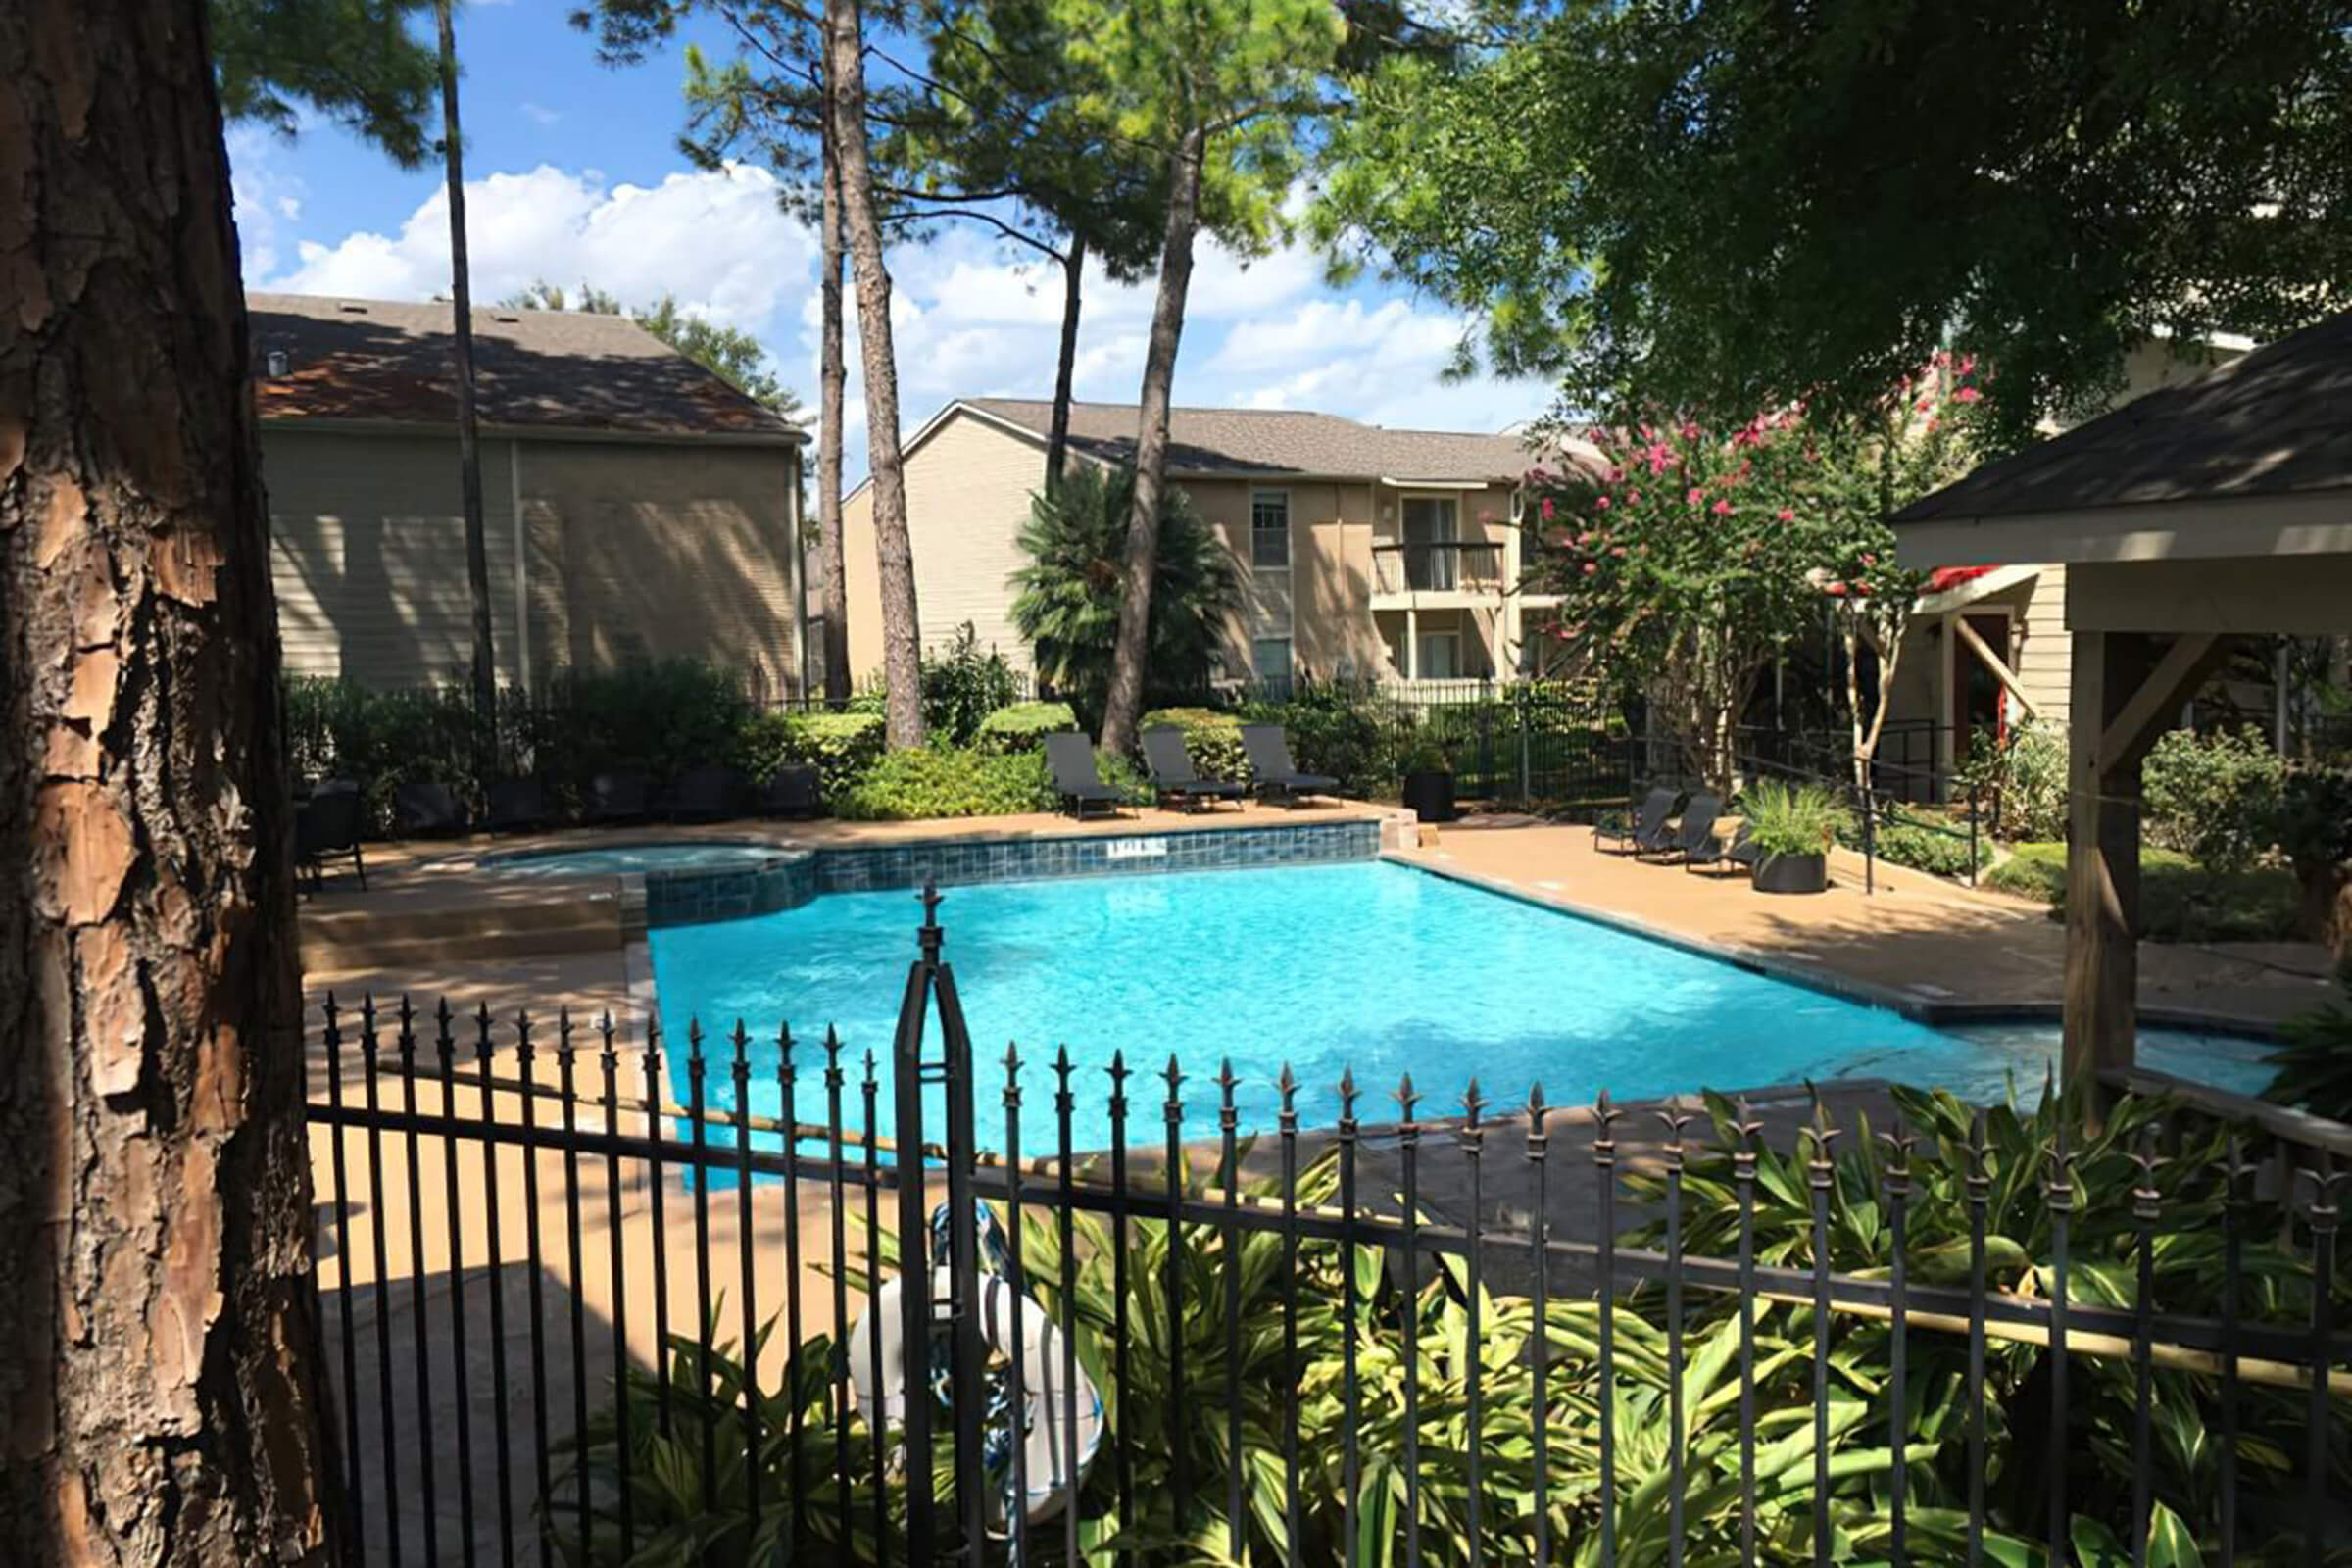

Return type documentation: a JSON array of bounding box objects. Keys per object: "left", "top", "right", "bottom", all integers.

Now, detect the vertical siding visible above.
[{"left": 262, "top": 428, "right": 523, "bottom": 687}]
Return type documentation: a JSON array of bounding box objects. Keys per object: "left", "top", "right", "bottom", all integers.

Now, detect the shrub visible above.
[
  {"left": 834, "top": 747, "right": 1053, "bottom": 820},
  {"left": 2263, "top": 973, "right": 2352, "bottom": 1122},
  {"left": 2278, "top": 761, "right": 2352, "bottom": 952},
  {"left": 2143, "top": 725, "right": 2284, "bottom": 877},
  {"left": 1141, "top": 706, "right": 1247, "bottom": 781},
  {"left": 918, "top": 622, "right": 1022, "bottom": 743},
  {"left": 1739, "top": 779, "right": 1850, "bottom": 858},
  {"left": 1985, "top": 840, "right": 2301, "bottom": 942},
  {"left": 1959, "top": 718, "right": 2068, "bottom": 842},
  {"left": 1854, "top": 815, "right": 1992, "bottom": 878},
  {"left": 972, "top": 700, "right": 1077, "bottom": 755},
  {"left": 1242, "top": 685, "right": 1401, "bottom": 797},
  {"left": 283, "top": 675, "right": 482, "bottom": 833},
  {"left": 749, "top": 710, "right": 887, "bottom": 804}
]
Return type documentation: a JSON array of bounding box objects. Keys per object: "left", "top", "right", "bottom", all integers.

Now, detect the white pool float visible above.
[{"left": 847, "top": 1261, "right": 1104, "bottom": 1531}]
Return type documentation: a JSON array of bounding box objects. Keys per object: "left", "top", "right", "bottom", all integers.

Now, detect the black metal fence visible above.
[{"left": 308, "top": 899, "right": 2349, "bottom": 1566}]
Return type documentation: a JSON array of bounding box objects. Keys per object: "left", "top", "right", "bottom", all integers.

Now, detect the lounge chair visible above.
[
  {"left": 1684, "top": 818, "right": 1760, "bottom": 877},
  {"left": 1141, "top": 726, "right": 1246, "bottom": 812},
  {"left": 484, "top": 777, "right": 550, "bottom": 834},
  {"left": 760, "top": 763, "right": 821, "bottom": 819},
  {"left": 1594, "top": 786, "right": 1678, "bottom": 856},
  {"left": 1041, "top": 732, "right": 1129, "bottom": 819},
  {"left": 1642, "top": 791, "right": 1724, "bottom": 863},
  {"left": 662, "top": 763, "right": 741, "bottom": 822},
  {"left": 392, "top": 778, "right": 466, "bottom": 838},
  {"left": 294, "top": 782, "right": 367, "bottom": 890},
  {"left": 585, "top": 769, "right": 653, "bottom": 825},
  {"left": 1238, "top": 724, "right": 1339, "bottom": 807}
]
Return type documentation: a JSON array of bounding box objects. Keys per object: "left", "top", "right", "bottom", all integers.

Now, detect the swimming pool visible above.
[
  {"left": 647, "top": 859, "right": 2277, "bottom": 1150},
  {"left": 483, "top": 841, "right": 784, "bottom": 875}
]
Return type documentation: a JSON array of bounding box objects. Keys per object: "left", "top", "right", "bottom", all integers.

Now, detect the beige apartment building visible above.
[
  {"left": 250, "top": 294, "right": 808, "bottom": 699},
  {"left": 840, "top": 398, "right": 1583, "bottom": 690}
]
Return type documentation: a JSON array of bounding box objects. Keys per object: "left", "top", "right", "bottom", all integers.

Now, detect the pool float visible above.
[{"left": 847, "top": 1202, "right": 1104, "bottom": 1539}]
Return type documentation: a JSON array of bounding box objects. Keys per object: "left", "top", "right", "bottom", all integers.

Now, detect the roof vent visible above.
[
  {"left": 264, "top": 349, "right": 290, "bottom": 378},
  {"left": 336, "top": 301, "right": 368, "bottom": 314}
]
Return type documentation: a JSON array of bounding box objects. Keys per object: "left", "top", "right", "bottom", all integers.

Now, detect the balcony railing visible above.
[{"left": 1372, "top": 540, "right": 1504, "bottom": 595}]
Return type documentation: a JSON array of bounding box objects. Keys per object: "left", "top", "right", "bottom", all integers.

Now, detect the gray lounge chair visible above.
[
  {"left": 485, "top": 777, "right": 549, "bottom": 833},
  {"left": 661, "top": 763, "right": 741, "bottom": 822},
  {"left": 295, "top": 781, "right": 367, "bottom": 890},
  {"left": 1141, "top": 726, "right": 1246, "bottom": 811},
  {"left": 1042, "top": 732, "right": 1129, "bottom": 819},
  {"left": 1643, "top": 791, "right": 1724, "bottom": 863},
  {"left": 1684, "top": 819, "right": 1760, "bottom": 877},
  {"left": 586, "top": 769, "right": 653, "bottom": 824},
  {"left": 393, "top": 778, "right": 466, "bottom": 837},
  {"left": 760, "top": 763, "right": 821, "bottom": 818},
  {"left": 1594, "top": 786, "right": 1678, "bottom": 856},
  {"left": 1238, "top": 724, "right": 1338, "bottom": 807}
]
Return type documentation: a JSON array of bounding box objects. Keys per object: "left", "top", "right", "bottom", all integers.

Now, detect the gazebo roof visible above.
[{"left": 1892, "top": 311, "right": 2352, "bottom": 565}]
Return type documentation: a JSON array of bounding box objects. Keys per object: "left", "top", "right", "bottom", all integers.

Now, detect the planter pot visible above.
[
  {"left": 1752, "top": 851, "right": 1828, "bottom": 895},
  {"left": 1401, "top": 769, "right": 1457, "bottom": 824}
]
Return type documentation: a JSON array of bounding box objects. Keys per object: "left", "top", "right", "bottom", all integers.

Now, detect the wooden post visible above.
[{"left": 2063, "top": 630, "right": 2230, "bottom": 1091}]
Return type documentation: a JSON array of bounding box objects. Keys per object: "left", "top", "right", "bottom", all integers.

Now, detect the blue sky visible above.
[{"left": 226, "top": 0, "right": 1550, "bottom": 477}]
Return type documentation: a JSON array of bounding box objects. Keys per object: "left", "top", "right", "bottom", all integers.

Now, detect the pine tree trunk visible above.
[
  {"left": 0, "top": 1, "right": 338, "bottom": 1560},
  {"left": 436, "top": 0, "right": 497, "bottom": 765},
  {"left": 1098, "top": 127, "right": 1206, "bottom": 755},
  {"left": 824, "top": 0, "right": 924, "bottom": 748},
  {"left": 816, "top": 91, "right": 852, "bottom": 708},
  {"left": 1044, "top": 232, "right": 1087, "bottom": 495}
]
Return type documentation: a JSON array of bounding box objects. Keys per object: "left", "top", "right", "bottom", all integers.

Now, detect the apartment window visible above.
[
  {"left": 1250, "top": 490, "right": 1290, "bottom": 568},
  {"left": 1252, "top": 636, "right": 1294, "bottom": 689}
]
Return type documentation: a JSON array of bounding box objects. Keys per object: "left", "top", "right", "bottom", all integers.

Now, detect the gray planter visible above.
[
  {"left": 1752, "top": 850, "right": 1829, "bottom": 895},
  {"left": 1402, "top": 769, "right": 1457, "bottom": 823}
]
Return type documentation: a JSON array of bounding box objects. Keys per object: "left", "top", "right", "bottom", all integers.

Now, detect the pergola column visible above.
[{"left": 2062, "top": 629, "right": 2230, "bottom": 1089}]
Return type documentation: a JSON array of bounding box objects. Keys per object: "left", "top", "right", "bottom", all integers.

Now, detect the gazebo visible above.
[{"left": 1891, "top": 311, "right": 2352, "bottom": 1084}]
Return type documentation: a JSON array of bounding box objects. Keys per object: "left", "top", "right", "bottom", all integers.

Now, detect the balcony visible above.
[{"left": 1371, "top": 541, "right": 1505, "bottom": 602}]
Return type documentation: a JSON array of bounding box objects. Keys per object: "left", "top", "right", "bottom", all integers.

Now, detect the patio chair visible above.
[
  {"left": 1593, "top": 786, "right": 1679, "bottom": 856},
  {"left": 760, "top": 762, "right": 822, "bottom": 819},
  {"left": 484, "top": 777, "right": 551, "bottom": 834},
  {"left": 585, "top": 769, "right": 653, "bottom": 825},
  {"left": 294, "top": 782, "right": 367, "bottom": 891},
  {"left": 1683, "top": 819, "right": 1760, "bottom": 878},
  {"left": 662, "top": 763, "right": 741, "bottom": 823},
  {"left": 1141, "top": 725, "right": 1246, "bottom": 812},
  {"left": 392, "top": 778, "right": 466, "bottom": 838},
  {"left": 1642, "top": 791, "right": 1724, "bottom": 864},
  {"left": 1238, "top": 724, "right": 1339, "bottom": 807},
  {"left": 1042, "top": 732, "right": 1130, "bottom": 819}
]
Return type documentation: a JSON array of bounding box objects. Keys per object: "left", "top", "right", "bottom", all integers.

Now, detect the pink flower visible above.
[
  {"left": 1861, "top": 552, "right": 1877, "bottom": 566},
  {"left": 1776, "top": 508, "right": 1795, "bottom": 522},
  {"left": 1959, "top": 354, "right": 1977, "bottom": 375},
  {"left": 1686, "top": 487, "right": 1704, "bottom": 506},
  {"left": 1594, "top": 495, "right": 1610, "bottom": 510},
  {"left": 1577, "top": 530, "right": 1594, "bottom": 547},
  {"left": 1914, "top": 398, "right": 1933, "bottom": 413},
  {"left": 1711, "top": 499, "right": 1733, "bottom": 515},
  {"left": 1627, "top": 490, "right": 1642, "bottom": 505},
  {"left": 1540, "top": 496, "right": 1556, "bottom": 520},
  {"left": 1583, "top": 562, "right": 1598, "bottom": 576},
  {"left": 1955, "top": 386, "right": 1982, "bottom": 404}
]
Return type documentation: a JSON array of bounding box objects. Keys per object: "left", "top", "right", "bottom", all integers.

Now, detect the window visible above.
[
  {"left": 1251, "top": 636, "right": 1293, "bottom": 689},
  {"left": 1250, "top": 490, "right": 1290, "bottom": 568}
]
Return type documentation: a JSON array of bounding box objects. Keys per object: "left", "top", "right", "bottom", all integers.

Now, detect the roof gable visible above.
[{"left": 959, "top": 396, "right": 1539, "bottom": 480}]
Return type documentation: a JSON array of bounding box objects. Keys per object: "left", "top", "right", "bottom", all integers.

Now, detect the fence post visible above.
[
  {"left": 923, "top": 892, "right": 991, "bottom": 1557},
  {"left": 1967, "top": 778, "right": 1981, "bottom": 889},
  {"left": 1517, "top": 687, "right": 1532, "bottom": 803},
  {"left": 1862, "top": 784, "right": 1877, "bottom": 896}
]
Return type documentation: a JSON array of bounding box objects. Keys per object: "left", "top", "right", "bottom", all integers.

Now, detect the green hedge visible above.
[
  {"left": 1864, "top": 819, "right": 1992, "bottom": 879},
  {"left": 973, "top": 701, "right": 1078, "bottom": 755},
  {"left": 1141, "top": 707, "right": 1247, "bottom": 781},
  {"left": 835, "top": 748, "right": 1054, "bottom": 820},
  {"left": 1985, "top": 841, "right": 2301, "bottom": 942},
  {"left": 735, "top": 710, "right": 887, "bottom": 805}
]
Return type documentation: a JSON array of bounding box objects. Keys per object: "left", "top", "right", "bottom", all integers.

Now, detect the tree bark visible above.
[
  {"left": 816, "top": 85, "right": 852, "bottom": 709},
  {"left": 824, "top": 0, "right": 924, "bottom": 748},
  {"left": 1098, "top": 126, "right": 1206, "bottom": 755},
  {"left": 436, "top": 0, "right": 497, "bottom": 769},
  {"left": 1044, "top": 231, "right": 1087, "bottom": 495},
  {"left": 0, "top": 1, "right": 338, "bottom": 1561}
]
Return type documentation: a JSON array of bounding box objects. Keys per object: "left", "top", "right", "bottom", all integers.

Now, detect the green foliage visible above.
[
  {"left": 2263, "top": 980, "right": 2352, "bottom": 1123},
  {"left": 1853, "top": 814, "right": 1991, "bottom": 880},
  {"left": 211, "top": 0, "right": 438, "bottom": 168},
  {"left": 918, "top": 624, "right": 1025, "bottom": 745},
  {"left": 972, "top": 701, "right": 1079, "bottom": 755},
  {"left": 736, "top": 710, "right": 887, "bottom": 805},
  {"left": 283, "top": 676, "right": 483, "bottom": 833},
  {"left": 502, "top": 279, "right": 802, "bottom": 417},
  {"left": 1007, "top": 465, "right": 1240, "bottom": 727},
  {"left": 2143, "top": 727, "right": 2286, "bottom": 879},
  {"left": 1320, "top": 0, "right": 2352, "bottom": 436},
  {"left": 1739, "top": 780, "right": 1849, "bottom": 858},
  {"left": 834, "top": 748, "right": 1054, "bottom": 821},
  {"left": 1140, "top": 707, "right": 1247, "bottom": 781},
  {"left": 1986, "top": 842, "right": 2302, "bottom": 943},
  {"left": 539, "top": 660, "right": 755, "bottom": 786},
  {"left": 1960, "top": 720, "right": 2070, "bottom": 844},
  {"left": 1239, "top": 684, "right": 1402, "bottom": 798}
]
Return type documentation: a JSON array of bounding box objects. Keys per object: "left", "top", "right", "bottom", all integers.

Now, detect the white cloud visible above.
[
  {"left": 226, "top": 126, "right": 309, "bottom": 282},
  {"left": 518, "top": 101, "right": 564, "bottom": 127}
]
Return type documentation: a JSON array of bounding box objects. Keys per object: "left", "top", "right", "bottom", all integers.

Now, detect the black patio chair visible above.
[
  {"left": 760, "top": 763, "right": 822, "bottom": 819},
  {"left": 585, "top": 769, "right": 653, "bottom": 825},
  {"left": 1042, "top": 732, "right": 1129, "bottom": 819},
  {"left": 484, "top": 777, "right": 550, "bottom": 834},
  {"left": 392, "top": 778, "right": 466, "bottom": 838},
  {"left": 1684, "top": 819, "right": 1760, "bottom": 877},
  {"left": 1141, "top": 725, "right": 1246, "bottom": 812},
  {"left": 1642, "top": 791, "right": 1724, "bottom": 864},
  {"left": 662, "top": 763, "right": 742, "bottom": 823},
  {"left": 1238, "top": 724, "right": 1339, "bottom": 807},
  {"left": 294, "top": 782, "right": 367, "bottom": 891},
  {"left": 1594, "top": 786, "right": 1679, "bottom": 856}
]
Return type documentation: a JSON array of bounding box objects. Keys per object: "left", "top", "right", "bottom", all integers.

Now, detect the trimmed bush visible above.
[
  {"left": 285, "top": 675, "right": 482, "bottom": 833},
  {"left": 1141, "top": 706, "right": 1248, "bottom": 781},
  {"left": 1985, "top": 841, "right": 2300, "bottom": 942},
  {"left": 1857, "top": 817, "right": 1992, "bottom": 878},
  {"left": 835, "top": 747, "right": 1054, "bottom": 820},
  {"left": 2144, "top": 725, "right": 2285, "bottom": 878},
  {"left": 1241, "top": 687, "right": 1399, "bottom": 797},
  {"left": 973, "top": 701, "right": 1079, "bottom": 755},
  {"left": 744, "top": 710, "right": 886, "bottom": 805}
]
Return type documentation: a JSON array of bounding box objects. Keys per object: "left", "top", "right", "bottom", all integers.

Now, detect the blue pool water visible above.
[
  {"left": 647, "top": 860, "right": 2277, "bottom": 1151},
  {"left": 484, "top": 842, "right": 782, "bottom": 875}
]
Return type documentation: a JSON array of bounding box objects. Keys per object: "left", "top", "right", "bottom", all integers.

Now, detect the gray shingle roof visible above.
[
  {"left": 962, "top": 397, "right": 1541, "bottom": 480},
  {"left": 1893, "top": 311, "right": 2352, "bottom": 525},
  {"left": 248, "top": 293, "right": 804, "bottom": 441}
]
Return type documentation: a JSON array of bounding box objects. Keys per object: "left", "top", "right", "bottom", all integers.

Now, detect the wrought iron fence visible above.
[{"left": 308, "top": 897, "right": 2349, "bottom": 1566}]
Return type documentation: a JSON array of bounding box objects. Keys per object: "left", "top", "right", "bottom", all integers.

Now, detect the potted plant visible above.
[
  {"left": 1740, "top": 779, "right": 1849, "bottom": 895},
  {"left": 1398, "top": 733, "right": 1457, "bottom": 823}
]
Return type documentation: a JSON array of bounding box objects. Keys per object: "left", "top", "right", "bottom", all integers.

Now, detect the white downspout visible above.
[
  {"left": 510, "top": 438, "right": 529, "bottom": 690},
  {"left": 787, "top": 445, "right": 810, "bottom": 701}
]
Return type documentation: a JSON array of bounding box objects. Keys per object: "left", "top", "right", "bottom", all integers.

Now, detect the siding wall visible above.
[{"left": 265, "top": 426, "right": 798, "bottom": 696}]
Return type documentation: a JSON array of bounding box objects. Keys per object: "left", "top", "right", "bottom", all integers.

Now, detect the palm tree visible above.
[{"left": 1008, "top": 464, "right": 1239, "bottom": 731}]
